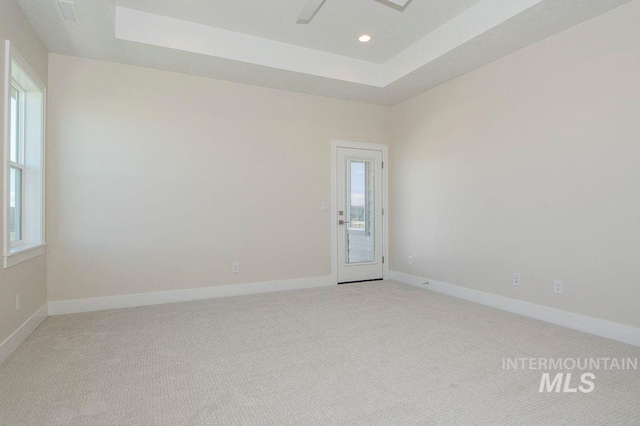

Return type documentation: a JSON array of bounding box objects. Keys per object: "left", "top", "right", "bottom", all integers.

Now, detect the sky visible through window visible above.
[{"left": 351, "top": 161, "right": 365, "bottom": 207}]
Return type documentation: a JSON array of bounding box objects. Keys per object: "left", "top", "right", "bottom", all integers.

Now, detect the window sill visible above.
[{"left": 4, "top": 244, "right": 47, "bottom": 268}]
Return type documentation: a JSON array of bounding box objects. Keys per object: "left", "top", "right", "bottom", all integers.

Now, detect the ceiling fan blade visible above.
[
  {"left": 375, "top": 0, "right": 412, "bottom": 11},
  {"left": 296, "top": 0, "right": 327, "bottom": 24}
]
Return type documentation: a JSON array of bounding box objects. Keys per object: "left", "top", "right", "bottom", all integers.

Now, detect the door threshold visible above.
[{"left": 338, "top": 278, "right": 383, "bottom": 285}]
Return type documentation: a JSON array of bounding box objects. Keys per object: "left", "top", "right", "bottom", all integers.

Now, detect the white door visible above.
[{"left": 336, "top": 147, "right": 383, "bottom": 283}]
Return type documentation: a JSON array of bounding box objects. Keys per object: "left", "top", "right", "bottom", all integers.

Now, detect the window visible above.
[{"left": 3, "top": 41, "right": 46, "bottom": 268}]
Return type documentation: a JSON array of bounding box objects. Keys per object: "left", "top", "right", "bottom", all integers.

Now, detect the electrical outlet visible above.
[
  {"left": 15, "top": 294, "right": 21, "bottom": 311},
  {"left": 554, "top": 280, "right": 564, "bottom": 294},
  {"left": 512, "top": 273, "right": 521, "bottom": 286},
  {"left": 320, "top": 202, "right": 329, "bottom": 211},
  {"left": 232, "top": 263, "right": 240, "bottom": 273},
  {"left": 408, "top": 256, "right": 413, "bottom": 265}
]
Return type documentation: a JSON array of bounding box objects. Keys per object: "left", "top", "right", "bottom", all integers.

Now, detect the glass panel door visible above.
[{"left": 336, "top": 147, "right": 383, "bottom": 283}]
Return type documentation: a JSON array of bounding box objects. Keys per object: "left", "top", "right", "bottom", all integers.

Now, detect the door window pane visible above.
[
  {"left": 9, "top": 166, "right": 23, "bottom": 242},
  {"left": 347, "top": 160, "right": 375, "bottom": 263}
]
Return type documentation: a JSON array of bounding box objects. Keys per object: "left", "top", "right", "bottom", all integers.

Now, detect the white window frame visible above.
[
  {"left": 3, "top": 40, "right": 46, "bottom": 268},
  {"left": 9, "top": 82, "right": 26, "bottom": 245}
]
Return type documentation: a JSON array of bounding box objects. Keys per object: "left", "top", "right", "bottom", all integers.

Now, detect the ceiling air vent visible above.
[{"left": 57, "top": 0, "right": 80, "bottom": 24}]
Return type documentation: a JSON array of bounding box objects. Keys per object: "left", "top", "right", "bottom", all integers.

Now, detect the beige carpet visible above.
[{"left": 1, "top": 281, "right": 639, "bottom": 425}]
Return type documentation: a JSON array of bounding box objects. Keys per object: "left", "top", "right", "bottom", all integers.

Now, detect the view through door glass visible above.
[{"left": 347, "top": 159, "right": 375, "bottom": 263}]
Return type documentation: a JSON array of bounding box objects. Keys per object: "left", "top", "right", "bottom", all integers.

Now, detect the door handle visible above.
[{"left": 339, "top": 220, "right": 348, "bottom": 225}]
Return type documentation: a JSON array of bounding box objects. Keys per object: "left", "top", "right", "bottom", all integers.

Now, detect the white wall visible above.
[
  {"left": 43, "top": 0, "right": 640, "bottom": 331},
  {"left": 0, "top": 0, "right": 48, "bottom": 344},
  {"left": 390, "top": 0, "right": 640, "bottom": 327},
  {"left": 46, "top": 54, "right": 391, "bottom": 301}
]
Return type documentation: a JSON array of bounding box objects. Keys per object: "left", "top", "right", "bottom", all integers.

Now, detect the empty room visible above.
[{"left": 1, "top": 0, "right": 639, "bottom": 424}]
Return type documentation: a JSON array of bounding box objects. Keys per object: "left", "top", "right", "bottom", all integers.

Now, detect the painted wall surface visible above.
[
  {"left": 46, "top": 54, "right": 391, "bottom": 301},
  {"left": 0, "top": 0, "right": 48, "bottom": 344},
  {"left": 17, "top": 0, "right": 640, "bottom": 333},
  {"left": 389, "top": 0, "right": 640, "bottom": 327}
]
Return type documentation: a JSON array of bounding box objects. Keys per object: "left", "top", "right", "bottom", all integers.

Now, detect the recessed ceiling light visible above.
[{"left": 358, "top": 34, "right": 372, "bottom": 43}]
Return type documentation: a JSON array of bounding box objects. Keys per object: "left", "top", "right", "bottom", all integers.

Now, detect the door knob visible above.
[{"left": 339, "top": 219, "right": 348, "bottom": 225}]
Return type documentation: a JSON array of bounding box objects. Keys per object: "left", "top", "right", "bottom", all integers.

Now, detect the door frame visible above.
[{"left": 330, "top": 139, "right": 389, "bottom": 284}]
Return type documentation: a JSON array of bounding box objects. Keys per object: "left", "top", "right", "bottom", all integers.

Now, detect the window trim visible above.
[{"left": 3, "top": 40, "right": 47, "bottom": 268}]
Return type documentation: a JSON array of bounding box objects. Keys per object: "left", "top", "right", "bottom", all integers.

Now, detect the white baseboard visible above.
[
  {"left": 390, "top": 270, "right": 640, "bottom": 347},
  {"left": 0, "top": 303, "right": 48, "bottom": 365},
  {"left": 48, "top": 275, "right": 335, "bottom": 316}
]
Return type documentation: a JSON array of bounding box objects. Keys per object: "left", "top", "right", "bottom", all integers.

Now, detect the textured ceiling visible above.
[{"left": 15, "top": 0, "right": 633, "bottom": 105}]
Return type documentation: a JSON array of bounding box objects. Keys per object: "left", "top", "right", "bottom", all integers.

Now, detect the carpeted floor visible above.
[{"left": 1, "top": 281, "right": 639, "bottom": 425}]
